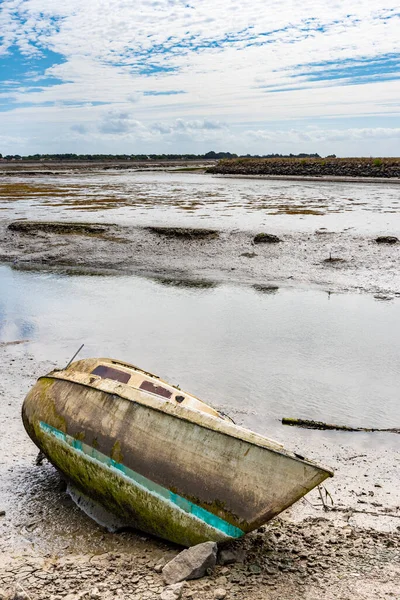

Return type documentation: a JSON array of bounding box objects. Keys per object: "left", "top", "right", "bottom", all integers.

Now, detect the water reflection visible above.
[
  {"left": 252, "top": 284, "right": 279, "bottom": 294},
  {"left": 154, "top": 277, "right": 218, "bottom": 290},
  {"left": 1, "top": 265, "right": 399, "bottom": 435}
]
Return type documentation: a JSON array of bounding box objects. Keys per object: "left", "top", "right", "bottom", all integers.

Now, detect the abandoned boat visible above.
[{"left": 22, "top": 358, "right": 333, "bottom": 546}]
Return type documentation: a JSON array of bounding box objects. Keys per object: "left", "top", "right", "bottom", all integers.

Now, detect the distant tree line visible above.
[{"left": 0, "top": 151, "right": 322, "bottom": 161}]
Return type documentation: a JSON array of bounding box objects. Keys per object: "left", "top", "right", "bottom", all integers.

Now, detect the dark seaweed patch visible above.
[
  {"left": 8, "top": 221, "right": 108, "bottom": 236},
  {"left": 145, "top": 227, "right": 219, "bottom": 240}
]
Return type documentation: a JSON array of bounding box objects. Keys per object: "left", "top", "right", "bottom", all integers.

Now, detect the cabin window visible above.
[
  {"left": 139, "top": 380, "right": 172, "bottom": 399},
  {"left": 91, "top": 365, "right": 131, "bottom": 384}
]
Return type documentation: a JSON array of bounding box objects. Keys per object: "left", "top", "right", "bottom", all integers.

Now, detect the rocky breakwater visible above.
[{"left": 208, "top": 157, "right": 400, "bottom": 179}]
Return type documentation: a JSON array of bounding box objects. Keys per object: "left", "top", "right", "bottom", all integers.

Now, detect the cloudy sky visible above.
[{"left": 0, "top": 0, "right": 399, "bottom": 156}]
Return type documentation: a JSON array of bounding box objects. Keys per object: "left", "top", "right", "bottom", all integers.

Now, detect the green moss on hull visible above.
[
  {"left": 36, "top": 430, "right": 234, "bottom": 546},
  {"left": 111, "top": 440, "right": 124, "bottom": 463}
]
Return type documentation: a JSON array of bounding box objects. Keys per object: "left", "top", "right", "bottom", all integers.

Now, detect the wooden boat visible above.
[{"left": 22, "top": 358, "right": 333, "bottom": 546}]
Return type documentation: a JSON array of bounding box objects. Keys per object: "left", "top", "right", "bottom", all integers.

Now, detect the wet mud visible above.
[{"left": 1, "top": 220, "right": 399, "bottom": 296}]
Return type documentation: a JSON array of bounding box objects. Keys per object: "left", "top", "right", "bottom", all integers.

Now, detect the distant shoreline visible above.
[
  {"left": 2, "top": 158, "right": 400, "bottom": 183},
  {"left": 0, "top": 159, "right": 215, "bottom": 175}
]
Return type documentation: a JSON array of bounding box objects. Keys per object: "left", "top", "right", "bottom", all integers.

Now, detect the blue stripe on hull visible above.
[{"left": 39, "top": 421, "right": 244, "bottom": 539}]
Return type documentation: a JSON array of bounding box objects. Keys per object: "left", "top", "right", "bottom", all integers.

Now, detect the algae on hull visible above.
[{"left": 34, "top": 428, "right": 235, "bottom": 547}]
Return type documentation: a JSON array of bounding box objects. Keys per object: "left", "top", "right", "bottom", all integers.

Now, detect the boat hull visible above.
[{"left": 22, "top": 365, "right": 332, "bottom": 546}]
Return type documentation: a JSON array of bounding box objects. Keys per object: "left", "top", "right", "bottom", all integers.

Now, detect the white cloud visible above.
[
  {"left": 0, "top": 1, "right": 399, "bottom": 152},
  {"left": 245, "top": 127, "right": 400, "bottom": 143},
  {"left": 0, "top": 101, "right": 399, "bottom": 155},
  {"left": 94, "top": 111, "right": 228, "bottom": 142}
]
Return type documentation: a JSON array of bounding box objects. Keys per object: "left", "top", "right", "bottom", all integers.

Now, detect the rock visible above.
[
  {"left": 376, "top": 236, "right": 398, "bottom": 244},
  {"left": 0, "top": 510, "right": 5, "bottom": 517},
  {"left": 160, "top": 582, "right": 185, "bottom": 600},
  {"left": 218, "top": 547, "right": 246, "bottom": 565},
  {"left": 214, "top": 589, "right": 227, "bottom": 599},
  {"left": 162, "top": 542, "right": 217, "bottom": 584},
  {"left": 253, "top": 233, "right": 281, "bottom": 244}
]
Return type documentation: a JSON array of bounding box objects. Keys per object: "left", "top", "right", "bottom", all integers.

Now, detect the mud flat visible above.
[{"left": 0, "top": 220, "right": 399, "bottom": 296}]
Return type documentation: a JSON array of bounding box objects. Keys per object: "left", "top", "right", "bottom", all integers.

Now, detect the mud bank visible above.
[
  {"left": 0, "top": 344, "right": 399, "bottom": 599},
  {"left": 0, "top": 160, "right": 214, "bottom": 177},
  {"left": 209, "top": 157, "right": 400, "bottom": 180},
  {"left": 1, "top": 220, "right": 399, "bottom": 296}
]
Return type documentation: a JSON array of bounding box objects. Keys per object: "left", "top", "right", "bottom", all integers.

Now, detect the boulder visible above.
[
  {"left": 214, "top": 589, "right": 227, "bottom": 599},
  {"left": 160, "top": 582, "right": 186, "bottom": 600},
  {"left": 162, "top": 542, "right": 217, "bottom": 584},
  {"left": 253, "top": 233, "right": 281, "bottom": 244}
]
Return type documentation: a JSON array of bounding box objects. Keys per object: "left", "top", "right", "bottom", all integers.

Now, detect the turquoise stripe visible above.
[{"left": 39, "top": 421, "right": 244, "bottom": 539}]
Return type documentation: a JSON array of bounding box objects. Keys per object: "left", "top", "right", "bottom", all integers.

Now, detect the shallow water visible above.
[
  {"left": 1, "top": 171, "right": 400, "bottom": 234},
  {"left": 1, "top": 265, "right": 399, "bottom": 434}
]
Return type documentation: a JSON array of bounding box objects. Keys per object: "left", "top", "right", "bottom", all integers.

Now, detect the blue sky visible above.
[{"left": 0, "top": 1, "right": 399, "bottom": 155}]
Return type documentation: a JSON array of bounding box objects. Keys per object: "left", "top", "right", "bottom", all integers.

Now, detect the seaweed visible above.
[{"left": 145, "top": 227, "right": 219, "bottom": 240}]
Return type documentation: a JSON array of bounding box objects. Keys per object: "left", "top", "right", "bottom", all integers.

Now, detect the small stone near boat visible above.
[
  {"left": 162, "top": 541, "right": 218, "bottom": 584},
  {"left": 160, "top": 582, "right": 186, "bottom": 600}
]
